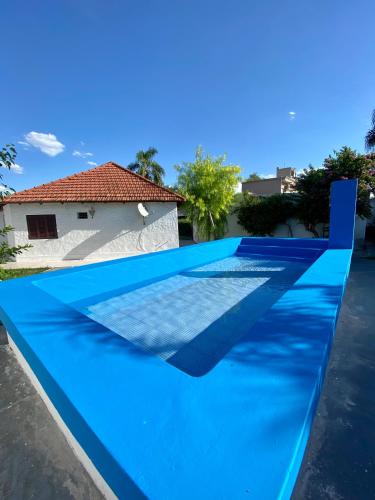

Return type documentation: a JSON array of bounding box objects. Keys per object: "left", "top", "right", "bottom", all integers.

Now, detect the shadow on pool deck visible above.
[
  {"left": 293, "top": 255, "right": 375, "bottom": 499},
  {"left": 0, "top": 255, "right": 374, "bottom": 498}
]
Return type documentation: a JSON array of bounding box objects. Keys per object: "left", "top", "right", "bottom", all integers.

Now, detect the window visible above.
[
  {"left": 26, "top": 214, "right": 58, "bottom": 239},
  {"left": 77, "top": 212, "right": 88, "bottom": 219}
]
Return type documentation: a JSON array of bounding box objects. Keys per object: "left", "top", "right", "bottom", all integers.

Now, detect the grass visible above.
[{"left": 0, "top": 267, "right": 49, "bottom": 281}]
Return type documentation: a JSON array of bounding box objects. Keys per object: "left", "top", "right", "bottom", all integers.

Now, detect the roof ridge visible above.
[
  {"left": 113, "top": 163, "right": 184, "bottom": 199},
  {"left": 3, "top": 161, "right": 185, "bottom": 204}
]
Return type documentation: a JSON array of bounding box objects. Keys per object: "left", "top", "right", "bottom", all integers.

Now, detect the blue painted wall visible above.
[{"left": 329, "top": 179, "right": 358, "bottom": 249}]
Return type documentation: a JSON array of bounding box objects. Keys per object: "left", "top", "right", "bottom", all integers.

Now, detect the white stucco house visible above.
[{"left": 0, "top": 162, "right": 184, "bottom": 265}]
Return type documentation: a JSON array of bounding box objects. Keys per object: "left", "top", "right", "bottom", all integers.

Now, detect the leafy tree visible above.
[
  {"left": 235, "top": 193, "right": 297, "bottom": 236},
  {"left": 0, "top": 226, "right": 31, "bottom": 264},
  {"left": 246, "top": 172, "right": 262, "bottom": 181},
  {"left": 365, "top": 109, "right": 375, "bottom": 151},
  {"left": 0, "top": 144, "right": 16, "bottom": 172},
  {"left": 128, "top": 147, "right": 165, "bottom": 185},
  {"left": 295, "top": 167, "right": 330, "bottom": 237},
  {"left": 1, "top": 144, "right": 17, "bottom": 198},
  {"left": 0, "top": 144, "right": 32, "bottom": 263},
  {"left": 176, "top": 147, "right": 241, "bottom": 240},
  {"left": 296, "top": 147, "right": 375, "bottom": 236}
]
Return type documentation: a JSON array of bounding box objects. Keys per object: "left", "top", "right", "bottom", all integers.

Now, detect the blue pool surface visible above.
[
  {"left": 0, "top": 180, "right": 358, "bottom": 499},
  {"left": 85, "top": 256, "right": 309, "bottom": 375}
]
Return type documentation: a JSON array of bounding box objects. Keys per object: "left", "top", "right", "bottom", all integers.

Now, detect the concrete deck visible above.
[
  {"left": 0, "top": 254, "right": 374, "bottom": 499},
  {"left": 0, "top": 326, "right": 103, "bottom": 500},
  {"left": 293, "top": 255, "right": 375, "bottom": 498}
]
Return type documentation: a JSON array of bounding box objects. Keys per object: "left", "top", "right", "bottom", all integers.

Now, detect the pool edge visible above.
[{"left": 6, "top": 332, "right": 118, "bottom": 500}]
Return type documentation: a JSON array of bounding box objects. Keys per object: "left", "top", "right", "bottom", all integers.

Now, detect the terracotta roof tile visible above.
[{"left": 4, "top": 162, "right": 185, "bottom": 204}]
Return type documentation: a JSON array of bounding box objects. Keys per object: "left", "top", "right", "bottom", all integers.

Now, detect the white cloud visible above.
[
  {"left": 262, "top": 173, "right": 275, "bottom": 179},
  {"left": 87, "top": 161, "right": 98, "bottom": 166},
  {"left": 25, "top": 131, "right": 65, "bottom": 156},
  {"left": 9, "top": 163, "right": 24, "bottom": 174},
  {"left": 18, "top": 140, "right": 30, "bottom": 149},
  {"left": 73, "top": 150, "right": 93, "bottom": 158},
  {"left": 288, "top": 111, "right": 296, "bottom": 120}
]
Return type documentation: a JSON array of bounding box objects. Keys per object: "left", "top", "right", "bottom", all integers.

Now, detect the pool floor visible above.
[{"left": 85, "top": 255, "right": 309, "bottom": 376}]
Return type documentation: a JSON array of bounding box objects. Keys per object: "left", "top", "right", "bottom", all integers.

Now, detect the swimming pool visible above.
[
  {"left": 0, "top": 180, "right": 358, "bottom": 499},
  {"left": 83, "top": 255, "right": 310, "bottom": 376}
]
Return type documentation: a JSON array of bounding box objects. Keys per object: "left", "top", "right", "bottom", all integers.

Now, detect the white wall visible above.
[
  {"left": 3, "top": 202, "right": 179, "bottom": 263},
  {"left": 0, "top": 208, "right": 6, "bottom": 244},
  {"left": 194, "top": 212, "right": 369, "bottom": 244},
  {"left": 227, "top": 213, "right": 367, "bottom": 242}
]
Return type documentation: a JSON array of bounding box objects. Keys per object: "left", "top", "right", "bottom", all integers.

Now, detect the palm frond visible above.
[
  {"left": 365, "top": 128, "right": 375, "bottom": 151},
  {"left": 365, "top": 109, "right": 375, "bottom": 151},
  {"left": 128, "top": 162, "right": 141, "bottom": 171}
]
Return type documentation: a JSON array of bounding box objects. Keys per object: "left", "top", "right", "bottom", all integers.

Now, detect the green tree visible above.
[
  {"left": 296, "top": 147, "right": 375, "bottom": 236},
  {"left": 295, "top": 167, "right": 330, "bottom": 237},
  {"left": 0, "top": 144, "right": 16, "bottom": 172},
  {"left": 176, "top": 147, "right": 241, "bottom": 240},
  {"left": 0, "top": 226, "right": 31, "bottom": 264},
  {"left": 365, "top": 109, "right": 375, "bottom": 151},
  {"left": 0, "top": 144, "right": 32, "bottom": 263},
  {"left": 0, "top": 144, "right": 17, "bottom": 197},
  {"left": 128, "top": 147, "right": 165, "bottom": 185},
  {"left": 246, "top": 172, "right": 262, "bottom": 181},
  {"left": 235, "top": 193, "right": 297, "bottom": 236}
]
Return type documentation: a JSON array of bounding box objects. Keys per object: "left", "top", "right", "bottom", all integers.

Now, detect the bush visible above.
[
  {"left": 234, "top": 193, "right": 298, "bottom": 236},
  {"left": 0, "top": 225, "right": 31, "bottom": 264}
]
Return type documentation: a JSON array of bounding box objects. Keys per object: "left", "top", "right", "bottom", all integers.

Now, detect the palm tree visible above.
[
  {"left": 128, "top": 147, "right": 165, "bottom": 185},
  {"left": 365, "top": 109, "right": 375, "bottom": 151}
]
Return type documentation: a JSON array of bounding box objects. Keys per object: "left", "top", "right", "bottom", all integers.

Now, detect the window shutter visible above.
[{"left": 26, "top": 215, "right": 58, "bottom": 239}]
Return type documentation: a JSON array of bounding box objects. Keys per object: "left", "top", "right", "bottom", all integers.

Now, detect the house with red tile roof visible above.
[{"left": 1, "top": 162, "right": 184, "bottom": 264}]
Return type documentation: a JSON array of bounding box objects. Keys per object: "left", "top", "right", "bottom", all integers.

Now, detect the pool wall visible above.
[{"left": 0, "top": 180, "right": 358, "bottom": 499}]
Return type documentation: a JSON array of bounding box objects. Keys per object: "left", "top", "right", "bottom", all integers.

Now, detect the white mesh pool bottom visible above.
[{"left": 85, "top": 256, "right": 308, "bottom": 371}]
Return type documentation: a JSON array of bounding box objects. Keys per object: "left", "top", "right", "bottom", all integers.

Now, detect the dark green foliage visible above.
[
  {"left": 234, "top": 193, "right": 297, "bottom": 236},
  {"left": 296, "top": 147, "right": 375, "bottom": 235},
  {"left": 246, "top": 172, "right": 262, "bottom": 181},
  {"left": 323, "top": 147, "right": 375, "bottom": 218},
  {"left": 0, "top": 144, "right": 17, "bottom": 197},
  {"left": 0, "top": 144, "right": 16, "bottom": 174},
  {"left": 365, "top": 109, "right": 375, "bottom": 151},
  {"left": 0, "top": 226, "right": 32, "bottom": 264},
  {"left": 295, "top": 167, "right": 330, "bottom": 236}
]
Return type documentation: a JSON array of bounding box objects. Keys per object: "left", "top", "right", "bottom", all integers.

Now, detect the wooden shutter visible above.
[{"left": 26, "top": 215, "right": 58, "bottom": 239}]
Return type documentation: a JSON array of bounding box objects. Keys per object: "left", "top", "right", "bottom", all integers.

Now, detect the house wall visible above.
[
  {"left": 0, "top": 208, "right": 6, "bottom": 244},
  {"left": 242, "top": 177, "right": 282, "bottom": 195},
  {"left": 3, "top": 202, "right": 179, "bottom": 263}
]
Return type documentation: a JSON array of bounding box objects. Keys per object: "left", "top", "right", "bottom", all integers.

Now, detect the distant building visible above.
[{"left": 242, "top": 167, "right": 297, "bottom": 196}]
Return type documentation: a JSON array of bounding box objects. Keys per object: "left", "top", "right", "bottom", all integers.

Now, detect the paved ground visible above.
[
  {"left": 0, "top": 254, "right": 374, "bottom": 499},
  {"left": 0, "top": 327, "right": 103, "bottom": 500},
  {"left": 293, "top": 255, "right": 375, "bottom": 499}
]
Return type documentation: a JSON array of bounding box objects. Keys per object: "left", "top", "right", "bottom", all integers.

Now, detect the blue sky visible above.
[{"left": 1, "top": 0, "right": 375, "bottom": 191}]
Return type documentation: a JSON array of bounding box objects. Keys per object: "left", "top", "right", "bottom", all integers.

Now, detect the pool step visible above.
[
  {"left": 236, "top": 243, "right": 324, "bottom": 261},
  {"left": 239, "top": 237, "right": 328, "bottom": 249}
]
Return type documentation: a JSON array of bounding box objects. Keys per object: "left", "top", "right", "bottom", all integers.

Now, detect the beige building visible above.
[{"left": 242, "top": 167, "right": 297, "bottom": 196}]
